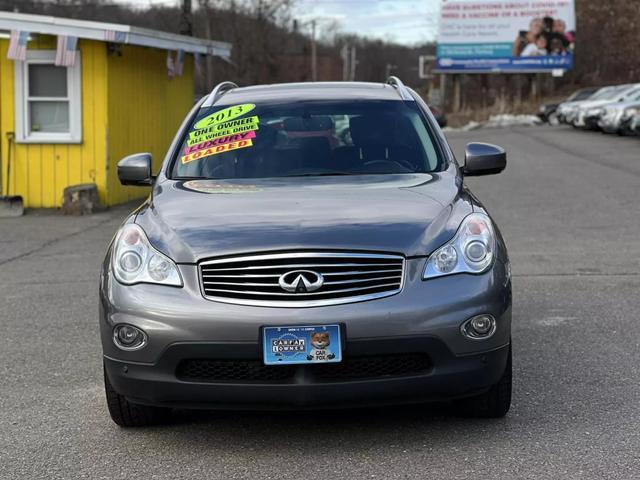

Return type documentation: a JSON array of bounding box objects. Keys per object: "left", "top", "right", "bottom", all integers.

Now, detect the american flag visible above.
[
  {"left": 175, "top": 50, "right": 185, "bottom": 76},
  {"left": 104, "top": 30, "right": 126, "bottom": 43},
  {"left": 166, "top": 50, "right": 175, "bottom": 79},
  {"left": 55, "top": 35, "right": 78, "bottom": 67},
  {"left": 7, "top": 30, "right": 29, "bottom": 61}
]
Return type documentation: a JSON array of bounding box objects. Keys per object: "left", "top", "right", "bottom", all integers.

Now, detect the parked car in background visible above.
[
  {"left": 100, "top": 78, "right": 512, "bottom": 426},
  {"left": 572, "top": 84, "right": 640, "bottom": 129},
  {"left": 557, "top": 86, "right": 617, "bottom": 124},
  {"left": 598, "top": 95, "right": 640, "bottom": 134},
  {"left": 616, "top": 110, "right": 636, "bottom": 136},
  {"left": 538, "top": 87, "right": 598, "bottom": 124}
]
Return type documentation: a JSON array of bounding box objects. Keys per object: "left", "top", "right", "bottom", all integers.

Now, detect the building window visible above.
[{"left": 14, "top": 50, "right": 82, "bottom": 143}]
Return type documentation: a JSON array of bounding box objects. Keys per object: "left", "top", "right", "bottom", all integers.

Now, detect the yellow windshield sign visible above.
[{"left": 194, "top": 103, "right": 256, "bottom": 130}]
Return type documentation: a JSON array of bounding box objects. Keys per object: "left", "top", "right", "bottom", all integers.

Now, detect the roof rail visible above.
[
  {"left": 386, "top": 76, "right": 414, "bottom": 101},
  {"left": 202, "top": 81, "right": 238, "bottom": 108}
]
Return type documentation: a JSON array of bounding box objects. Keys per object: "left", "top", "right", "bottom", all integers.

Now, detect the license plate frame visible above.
[{"left": 262, "top": 324, "right": 342, "bottom": 366}]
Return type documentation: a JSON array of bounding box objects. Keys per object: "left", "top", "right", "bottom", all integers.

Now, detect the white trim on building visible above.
[
  {"left": 14, "top": 50, "right": 83, "bottom": 144},
  {"left": 0, "top": 11, "right": 231, "bottom": 59}
]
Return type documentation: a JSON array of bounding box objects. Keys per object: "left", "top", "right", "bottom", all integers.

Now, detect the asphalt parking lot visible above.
[{"left": 1, "top": 125, "right": 639, "bottom": 479}]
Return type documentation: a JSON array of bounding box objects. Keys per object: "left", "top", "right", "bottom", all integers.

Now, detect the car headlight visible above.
[
  {"left": 623, "top": 107, "right": 639, "bottom": 119},
  {"left": 112, "top": 224, "right": 183, "bottom": 287},
  {"left": 423, "top": 212, "right": 496, "bottom": 279},
  {"left": 586, "top": 107, "right": 604, "bottom": 116}
]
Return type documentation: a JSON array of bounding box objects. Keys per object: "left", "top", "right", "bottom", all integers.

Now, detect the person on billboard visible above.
[
  {"left": 553, "top": 18, "right": 575, "bottom": 47},
  {"left": 521, "top": 34, "right": 548, "bottom": 56},
  {"left": 548, "top": 33, "right": 568, "bottom": 55},
  {"left": 512, "top": 17, "right": 543, "bottom": 56}
]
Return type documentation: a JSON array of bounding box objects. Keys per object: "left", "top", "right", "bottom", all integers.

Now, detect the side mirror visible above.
[
  {"left": 463, "top": 143, "right": 506, "bottom": 176},
  {"left": 117, "top": 153, "right": 153, "bottom": 186}
]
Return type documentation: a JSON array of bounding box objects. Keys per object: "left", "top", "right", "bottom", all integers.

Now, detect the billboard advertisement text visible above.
[{"left": 436, "top": 0, "right": 576, "bottom": 73}]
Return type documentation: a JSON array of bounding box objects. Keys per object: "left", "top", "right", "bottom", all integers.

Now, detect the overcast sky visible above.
[{"left": 113, "top": 0, "right": 440, "bottom": 45}]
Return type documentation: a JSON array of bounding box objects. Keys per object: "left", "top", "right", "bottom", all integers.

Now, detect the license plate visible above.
[{"left": 263, "top": 325, "right": 342, "bottom": 365}]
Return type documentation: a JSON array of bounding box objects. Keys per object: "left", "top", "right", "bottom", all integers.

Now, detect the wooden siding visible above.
[
  {"left": 0, "top": 36, "right": 108, "bottom": 208},
  {"left": 0, "top": 37, "right": 193, "bottom": 207},
  {"left": 106, "top": 45, "right": 193, "bottom": 205}
]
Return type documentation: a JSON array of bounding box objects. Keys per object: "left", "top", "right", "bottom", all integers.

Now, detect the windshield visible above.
[
  {"left": 602, "top": 86, "right": 632, "bottom": 100},
  {"left": 621, "top": 88, "right": 640, "bottom": 102},
  {"left": 569, "top": 89, "right": 596, "bottom": 102},
  {"left": 171, "top": 100, "right": 443, "bottom": 179},
  {"left": 589, "top": 88, "right": 615, "bottom": 100}
]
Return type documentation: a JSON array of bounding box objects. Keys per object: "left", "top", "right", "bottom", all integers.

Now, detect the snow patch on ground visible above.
[
  {"left": 485, "top": 114, "right": 543, "bottom": 128},
  {"left": 444, "top": 114, "right": 543, "bottom": 132}
]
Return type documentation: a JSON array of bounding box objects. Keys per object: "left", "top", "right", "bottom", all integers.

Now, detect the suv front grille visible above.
[
  {"left": 199, "top": 252, "right": 404, "bottom": 307},
  {"left": 176, "top": 354, "right": 431, "bottom": 384},
  {"left": 177, "top": 359, "right": 295, "bottom": 383}
]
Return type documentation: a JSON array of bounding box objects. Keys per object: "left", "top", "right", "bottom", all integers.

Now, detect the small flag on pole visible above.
[
  {"left": 104, "top": 30, "right": 126, "bottom": 43},
  {"left": 166, "top": 50, "right": 175, "bottom": 79},
  {"left": 175, "top": 50, "right": 185, "bottom": 76},
  {"left": 55, "top": 35, "right": 78, "bottom": 67},
  {"left": 7, "top": 30, "right": 29, "bottom": 61}
]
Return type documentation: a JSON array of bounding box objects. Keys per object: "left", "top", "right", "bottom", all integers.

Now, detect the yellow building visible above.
[{"left": 0, "top": 12, "right": 230, "bottom": 207}]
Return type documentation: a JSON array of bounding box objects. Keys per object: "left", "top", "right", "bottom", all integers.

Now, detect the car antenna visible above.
[
  {"left": 386, "top": 76, "right": 414, "bottom": 102},
  {"left": 202, "top": 81, "right": 239, "bottom": 108}
]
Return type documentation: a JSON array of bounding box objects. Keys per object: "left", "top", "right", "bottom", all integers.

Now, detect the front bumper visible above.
[
  {"left": 583, "top": 114, "right": 602, "bottom": 130},
  {"left": 104, "top": 339, "right": 510, "bottom": 409},
  {"left": 598, "top": 113, "right": 624, "bottom": 133},
  {"left": 100, "top": 257, "right": 512, "bottom": 408},
  {"left": 573, "top": 110, "right": 587, "bottom": 127}
]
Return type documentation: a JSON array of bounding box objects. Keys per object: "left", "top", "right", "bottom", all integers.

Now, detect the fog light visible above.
[
  {"left": 461, "top": 314, "right": 496, "bottom": 340},
  {"left": 113, "top": 324, "right": 147, "bottom": 351}
]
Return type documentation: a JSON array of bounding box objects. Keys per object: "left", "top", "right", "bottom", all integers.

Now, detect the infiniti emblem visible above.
[{"left": 278, "top": 270, "right": 324, "bottom": 293}]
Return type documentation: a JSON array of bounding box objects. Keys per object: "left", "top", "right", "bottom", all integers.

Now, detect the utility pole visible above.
[
  {"left": 180, "top": 0, "right": 192, "bottom": 36},
  {"left": 350, "top": 45, "right": 356, "bottom": 81},
  {"left": 341, "top": 44, "right": 349, "bottom": 81},
  {"left": 311, "top": 19, "right": 317, "bottom": 81},
  {"left": 300, "top": 17, "right": 332, "bottom": 81}
]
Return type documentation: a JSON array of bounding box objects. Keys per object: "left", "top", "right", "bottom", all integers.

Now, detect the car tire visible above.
[
  {"left": 104, "top": 365, "right": 170, "bottom": 427},
  {"left": 454, "top": 345, "right": 512, "bottom": 418}
]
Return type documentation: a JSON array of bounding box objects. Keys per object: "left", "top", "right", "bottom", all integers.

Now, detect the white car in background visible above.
[
  {"left": 598, "top": 95, "right": 640, "bottom": 134},
  {"left": 557, "top": 86, "right": 616, "bottom": 124},
  {"left": 572, "top": 84, "right": 640, "bottom": 129}
]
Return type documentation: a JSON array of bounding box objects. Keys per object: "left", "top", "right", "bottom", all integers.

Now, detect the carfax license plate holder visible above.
[{"left": 262, "top": 324, "right": 342, "bottom": 366}]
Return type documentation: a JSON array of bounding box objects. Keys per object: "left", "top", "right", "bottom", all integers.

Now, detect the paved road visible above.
[{"left": 1, "top": 125, "right": 639, "bottom": 479}]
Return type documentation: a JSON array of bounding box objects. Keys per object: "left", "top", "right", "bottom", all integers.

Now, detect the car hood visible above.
[
  {"left": 134, "top": 171, "right": 473, "bottom": 263},
  {"left": 577, "top": 99, "right": 618, "bottom": 110},
  {"left": 605, "top": 100, "right": 640, "bottom": 111},
  {"left": 559, "top": 99, "right": 594, "bottom": 109}
]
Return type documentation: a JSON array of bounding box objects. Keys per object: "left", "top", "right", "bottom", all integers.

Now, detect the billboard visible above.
[{"left": 436, "top": 0, "right": 576, "bottom": 73}]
